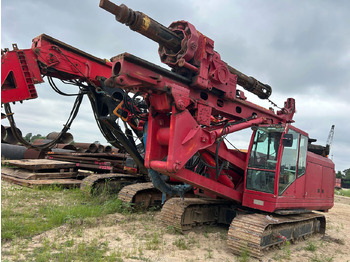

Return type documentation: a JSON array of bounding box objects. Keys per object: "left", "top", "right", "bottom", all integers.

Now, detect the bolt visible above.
[
  {"left": 177, "top": 100, "right": 185, "bottom": 110},
  {"left": 174, "top": 161, "right": 181, "bottom": 172},
  {"left": 190, "top": 41, "right": 197, "bottom": 51},
  {"left": 178, "top": 58, "right": 185, "bottom": 67}
]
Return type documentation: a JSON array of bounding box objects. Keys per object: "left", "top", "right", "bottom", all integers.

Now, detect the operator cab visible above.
[{"left": 243, "top": 124, "right": 334, "bottom": 213}]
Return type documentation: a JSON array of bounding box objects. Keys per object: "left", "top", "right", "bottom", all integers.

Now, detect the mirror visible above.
[
  {"left": 257, "top": 131, "right": 268, "bottom": 143},
  {"left": 282, "top": 133, "right": 293, "bottom": 147}
]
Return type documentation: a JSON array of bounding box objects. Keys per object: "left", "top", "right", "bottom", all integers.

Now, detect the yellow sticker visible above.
[{"left": 142, "top": 15, "right": 151, "bottom": 30}]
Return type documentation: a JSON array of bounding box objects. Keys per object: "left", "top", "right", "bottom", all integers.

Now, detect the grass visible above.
[
  {"left": 304, "top": 241, "right": 317, "bottom": 252},
  {"left": 309, "top": 254, "right": 334, "bottom": 262},
  {"left": 1, "top": 181, "right": 134, "bottom": 261},
  {"left": 173, "top": 237, "right": 188, "bottom": 250},
  {"left": 25, "top": 237, "right": 118, "bottom": 262},
  {"left": 335, "top": 189, "right": 350, "bottom": 197},
  {"left": 238, "top": 247, "right": 250, "bottom": 262},
  {"left": 8, "top": 179, "right": 342, "bottom": 261},
  {"left": 270, "top": 241, "right": 292, "bottom": 261},
  {"left": 1, "top": 181, "right": 130, "bottom": 243},
  {"left": 145, "top": 232, "right": 161, "bottom": 250}
]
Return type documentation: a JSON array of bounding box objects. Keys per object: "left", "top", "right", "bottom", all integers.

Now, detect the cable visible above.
[
  {"left": 4, "top": 90, "right": 84, "bottom": 150},
  {"left": 215, "top": 123, "right": 230, "bottom": 179},
  {"left": 130, "top": 92, "right": 148, "bottom": 121},
  {"left": 48, "top": 76, "right": 83, "bottom": 96},
  {"left": 224, "top": 137, "right": 244, "bottom": 154},
  {"left": 214, "top": 116, "right": 255, "bottom": 179}
]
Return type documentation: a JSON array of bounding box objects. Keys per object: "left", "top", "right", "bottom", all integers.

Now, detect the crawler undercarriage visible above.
[{"left": 159, "top": 197, "right": 326, "bottom": 258}]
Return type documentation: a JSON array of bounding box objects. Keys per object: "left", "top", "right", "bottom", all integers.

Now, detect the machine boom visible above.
[{"left": 99, "top": 0, "right": 272, "bottom": 99}]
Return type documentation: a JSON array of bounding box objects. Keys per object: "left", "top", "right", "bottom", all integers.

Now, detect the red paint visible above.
[{"left": 2, "top": 34, "right": 112, "bottom": 104}]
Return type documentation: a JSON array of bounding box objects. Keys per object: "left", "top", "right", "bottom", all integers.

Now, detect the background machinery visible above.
[{"left": 1, "top": 1, "right": 335, "bottom": 258}]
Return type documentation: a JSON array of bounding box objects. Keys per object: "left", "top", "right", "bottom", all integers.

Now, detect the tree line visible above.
[{"left": 336, "top": 168, "right": 350, "bottom": 180}]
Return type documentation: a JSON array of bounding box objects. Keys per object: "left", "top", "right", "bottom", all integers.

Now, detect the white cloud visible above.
[{"left": 2, "top": 0, "right": 349, "bottom": 171}]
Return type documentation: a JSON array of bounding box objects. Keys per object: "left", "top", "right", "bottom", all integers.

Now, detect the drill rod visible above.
[{"left": 99, "top": 0, "right": 272, "bottom": 99}]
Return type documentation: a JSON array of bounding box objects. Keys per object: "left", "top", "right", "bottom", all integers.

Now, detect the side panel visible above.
[
  {"left": 274, "top": 153, "right": 334, "bottom": 211},
  {"left": 242, "top": 191, "right": 277, "bottom": 213},
  {"left": 305, "top": 161, "right": 322, "bottom": 199},
  {"left": 322, "top": 166, "right": 335, "bottom": 200},
  {"left": 294, "top": 174, "right": 306, "bottom": 199}
]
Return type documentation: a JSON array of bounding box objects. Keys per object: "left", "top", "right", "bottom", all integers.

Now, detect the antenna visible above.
[{"left": 325, "top": 125, "right": 335, "bottom": 157}]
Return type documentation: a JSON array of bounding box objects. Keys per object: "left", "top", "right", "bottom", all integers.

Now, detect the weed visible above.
[
  {"left": 1, "top": 182, "right": 129, "bottom": 242},
  {"left": 335, "top": 189, "right": 350, "bottom": 197},
  {"left": 64, "top": 238, "right": 75, "bottom": 247},
  {"left": 205, "top": 248, "right": 213, "bottom": 259},
  {"left": 173, "top": 237, "right": 188, "bottom": 250},
  {"left": 187, "top": 234, "right": 197, "bottom": 246},
  {"left": 129, "top": 256, "right": 152, "bottom": 262},
  {"left": 310, "top": 254, "right": 334, "bottom": 262},
  {"left": 145, "top": 232, "right": 161, "bottom": 250},
  {"left": 220, "top": 231, "right": 228, "bottom": 240},
  {"left": 282, "top": 241, "right": 291, "bottom": 260},
  {"left": 238, "top": 247, "right": 250, "bottom": 262},
  {"left": 109, "top": 251, "right": 123, "bottom": 262},
  {"left": 304, "top": 241, "right": 317, "bottom": 252},
  {"left": 138, "top": 245, "right": 144, "bottom": 256},
  {"left": 166, "top": 225, "right": 181, "bottom": 235}
]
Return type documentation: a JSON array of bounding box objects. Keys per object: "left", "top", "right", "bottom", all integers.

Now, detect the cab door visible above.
[{"left": 278, "top": 129, "right": 300, "bottom": 197}]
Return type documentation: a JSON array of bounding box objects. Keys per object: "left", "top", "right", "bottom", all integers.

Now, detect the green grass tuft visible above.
[
  {"left": 304, "top": 241, "right": 317, "bottom": 252},
  {"left": 1, "top": 183, "right": 129, "bottom": 243},
  {"left": 335, "top": 189, "right": 350, "bottom": 197}
]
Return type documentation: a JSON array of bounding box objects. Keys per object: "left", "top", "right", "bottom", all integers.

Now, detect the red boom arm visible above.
[{"left": 1, "top": 34, "right": 112, "bottom": 104}]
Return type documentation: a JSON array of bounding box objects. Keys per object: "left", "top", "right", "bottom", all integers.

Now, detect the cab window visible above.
[
  {"left": 297, "top": 135, "right": 307, "bottom": 177},
  {"left": 279, "top": 129, "right": 299, "bottom": 195},
  {"left": 246, "top": 127, "right": 283, "bottom": 194}
]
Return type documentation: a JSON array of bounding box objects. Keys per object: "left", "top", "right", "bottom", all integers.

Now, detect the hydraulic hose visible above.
[{"left": 143, "top": 121, "right": 192, "bottom": 197}]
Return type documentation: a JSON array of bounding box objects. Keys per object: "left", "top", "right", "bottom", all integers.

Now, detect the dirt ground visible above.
[{"left": 2, "top": 193, "right": 350, "bottom": 261}]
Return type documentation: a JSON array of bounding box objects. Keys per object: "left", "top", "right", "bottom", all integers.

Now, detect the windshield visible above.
[
  {"left": 248, "top": 127, "right": 283, "bottom": 170},
  {"left": 246, "top": 127, "right": 283, "bottom": 194}
]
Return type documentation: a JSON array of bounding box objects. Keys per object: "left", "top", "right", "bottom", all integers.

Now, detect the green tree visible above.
[
  {"left": 336, "top": 171, "right": 343, "bottom": 179},
  {"left": 24, "top": 133, "right": 32, "bottom": 142},
  {"left": 31, "top": 134, "right": 45, "bottom": 142},
  {"left": 344, "top": 168, "right": 350, "bottom": 179}
]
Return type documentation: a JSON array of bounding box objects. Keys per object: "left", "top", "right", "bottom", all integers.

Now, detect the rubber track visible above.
[
  {"left": 80, "top": 173, "right": 139, "bottom": 195},
  {"left": 118, "top": 182, "right": 155, "bottom": 204},
  {"left": 159, "top": 197, "right": 230, "bottom": 232},
  {"left": 227, "top": 212, "right": 325, "bottom": 258}
]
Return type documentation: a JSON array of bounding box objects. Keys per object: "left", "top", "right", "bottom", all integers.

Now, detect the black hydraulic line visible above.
[
  {"left": 102, "top": 118, "right": 148, "bottom": 175},
  {"left": 86, "top": 88, "right": 148, "bottom": 175},
  {"left": 3, "top": 91, "right": 84, "bottom": 150},
  {"left": 148, "top": 169, "right": 192, "bottom": 197},
  {"left": 130, "top": 92, "right": 148, "bottom": 121},
  {"left": 48, "top": 76, "right": 83, "bottom": 96},
  {"left": 125, "top": 128, "right": 138, "bottom": 151},
  {"left": 185, "top": 155, "right": 200, "bottom": 171},
  {"left": 86, "top": 90, "right": 125, "bottom": 151}
]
